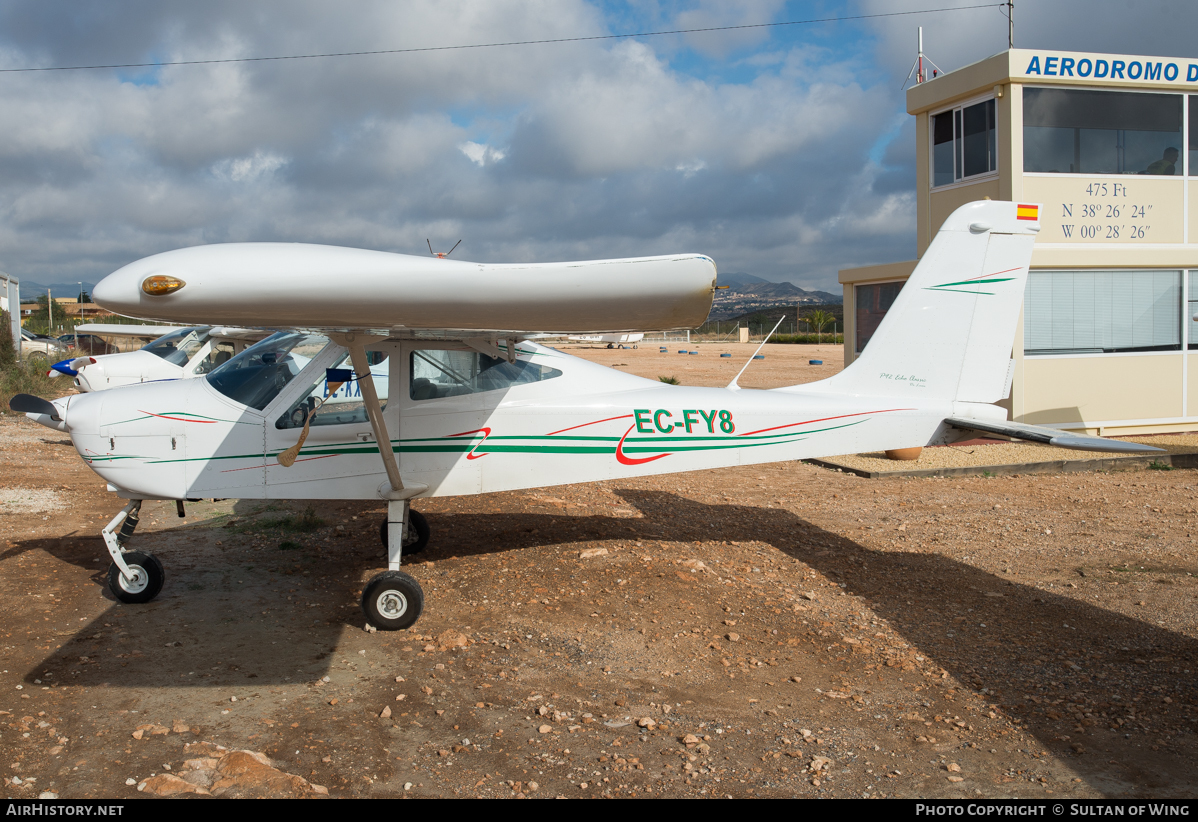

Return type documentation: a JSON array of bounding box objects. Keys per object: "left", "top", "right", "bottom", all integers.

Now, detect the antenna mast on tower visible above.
[{"left": 902, "top": 26, "right": 942, "bottom": 89}]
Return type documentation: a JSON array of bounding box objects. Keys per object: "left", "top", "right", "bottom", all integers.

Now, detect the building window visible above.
[
  {"left": 1189, "top": 271, "right": 1198, "bottom": 349},
  {"left": 855, "top": 281, "right": 904, "bottom": 353},
  {"left": 1024, "top": 269, "right": 1181, "bottom": 355},
  {"left": 1024, "top": 88, "right": 1182, "bottom": 175},
  {"left": 1189, "top": 97, "right": 1198, "bottom": 175},
  {"left": 932, "top": 98, "right": 996, "bottom": 186}
]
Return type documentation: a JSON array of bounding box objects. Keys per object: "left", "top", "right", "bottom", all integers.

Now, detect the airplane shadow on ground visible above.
[{"left": 13, "top": 489, "right": 1197, "bottom": 794}]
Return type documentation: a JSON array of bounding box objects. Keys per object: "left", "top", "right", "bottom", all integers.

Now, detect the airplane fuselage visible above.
[{"left": 58, "top": 340, "right": 949, "bottom": 502}]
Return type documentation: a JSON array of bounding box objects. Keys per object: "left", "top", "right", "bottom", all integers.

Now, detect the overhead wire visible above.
[{"left": 0, "top": 3, "right": 1004, "bottom": 74}]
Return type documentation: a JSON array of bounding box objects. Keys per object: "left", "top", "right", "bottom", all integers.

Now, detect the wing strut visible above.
[
  {"left": 335, "top": 334, "right": 427, "bottom": 569},
  {"left": 344, "top": 338, "right": 404, "bottom": 492}
]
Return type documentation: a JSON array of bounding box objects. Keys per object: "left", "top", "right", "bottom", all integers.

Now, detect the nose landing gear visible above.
[
  {"left": 107, "top": 550, "right": 165, "bottom": 604},
  {"left": 101, "top": 501, "right": 166, "bottom": 604}
]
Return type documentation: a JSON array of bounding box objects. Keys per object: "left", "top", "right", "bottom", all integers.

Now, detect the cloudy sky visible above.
[{"left": 1, "top": 0, "right": 1195, "bottom": 294}]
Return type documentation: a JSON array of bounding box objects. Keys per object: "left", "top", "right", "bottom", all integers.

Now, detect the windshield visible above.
[
  {"left": 143, "top": 327, "right": 211, "bottom": 366},
  {"left": 206, "top": 331, "right": 331, "bottom": 411}
]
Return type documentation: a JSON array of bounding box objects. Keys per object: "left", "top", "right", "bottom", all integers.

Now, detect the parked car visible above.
[
  {"left": 19, "top": 328, "right": 68, "bottom": 362},
  {"left": 57, "top": 333, "right": 120, "bottom": 356}
]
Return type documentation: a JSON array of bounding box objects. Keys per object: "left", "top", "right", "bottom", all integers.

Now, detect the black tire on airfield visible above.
[
  {"left": 107, "top": 551, "right": 165, "bottom": 604},
  {"left": 378, "top": 509, "right": 430, "bottom": 555},
  {"left": 362, "top": 571, "right": 424, "bottom": 630}
]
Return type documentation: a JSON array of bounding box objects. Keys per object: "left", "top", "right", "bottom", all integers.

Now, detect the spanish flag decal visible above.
[{"left": 1016, "top": 204, "right": 1039, "bottom": 221}]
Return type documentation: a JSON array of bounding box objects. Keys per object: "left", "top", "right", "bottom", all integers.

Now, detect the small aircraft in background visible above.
[
  {"left": 12, "top": 202, "right": 1162, "bottom": 631},
  {"left": 49, "top": 324, "right": 268, "bottom": 391},
  {"left": 562, "top": 332, "right": 645, "bottom": 348}
]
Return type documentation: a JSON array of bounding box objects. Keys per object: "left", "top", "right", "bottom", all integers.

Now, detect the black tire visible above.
[
  {"left": 378, "top": 510, "right": 430, "bottom": 555},
  {"left": 361, "top": 571, "right": 424, "bottom": 630},
  {"left": 107, "top": 551, "right": 165, "bottom": 604}
]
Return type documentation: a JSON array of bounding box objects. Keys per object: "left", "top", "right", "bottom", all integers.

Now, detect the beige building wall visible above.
[
  {"left": 1021, "top": 354, "right": 1184, "bottom": 428},
  {"left": 1188, "top": 354, "right": 1198, "bottom": 417}
]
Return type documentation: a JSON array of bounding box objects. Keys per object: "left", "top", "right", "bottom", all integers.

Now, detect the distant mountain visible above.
[
  {"left": 731, "top": 280, "right": 840, "bottom": 303},
  {"left": 716, "top": 272, "right": 769, "bottom": 289},
  {"left": 707, "top": 277, "right": 840, "bottom": 321}
]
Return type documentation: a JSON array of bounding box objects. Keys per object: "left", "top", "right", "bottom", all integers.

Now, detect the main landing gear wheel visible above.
[
  {"left": 379, "top": 510, "right": 430, "bottom": 555},
  {"left": 107, "top": 551, "right": 165, "bottom": 604},
  {"left": 362, "top": 571, "right": 424, "bottom": 630}
]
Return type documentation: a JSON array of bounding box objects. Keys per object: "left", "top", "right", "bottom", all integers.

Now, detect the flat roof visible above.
[{"left": 907, "top": 48, "right": 1198, "bottom": 114}]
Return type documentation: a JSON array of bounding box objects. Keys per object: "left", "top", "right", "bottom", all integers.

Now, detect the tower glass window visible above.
[
  {"left": 1024, "top": 88, "right": 1182, "bottom": 175},
  {"left": 931, "top": 98, "right": 996, "bottom": 186},
  {"left": 1189, "top": 96, "right": 1198, "bottom": 175},
  {"left": 1024, "top": 270, "right": 1181, "bottom": 355}
]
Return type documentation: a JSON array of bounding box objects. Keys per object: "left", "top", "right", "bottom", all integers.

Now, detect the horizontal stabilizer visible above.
[{"left": 945, "top": 417, "right": 1164, "bottom": 454}]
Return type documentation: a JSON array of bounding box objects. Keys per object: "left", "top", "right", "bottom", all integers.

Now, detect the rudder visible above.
[{"left": 815, "top": 200, "right": 1039, "bottom": 402}]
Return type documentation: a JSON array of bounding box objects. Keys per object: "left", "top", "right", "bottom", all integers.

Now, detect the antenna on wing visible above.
[
  {"left": 427, "top": 239, "right": 462, "bottom": 259},
  {"left": 726, "top": 314, "right": 786, "bottom": 391}
]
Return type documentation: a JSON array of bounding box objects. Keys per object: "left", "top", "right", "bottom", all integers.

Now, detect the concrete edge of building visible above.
[{"left": 803, "top": 452, "right": 1195, "bottom": 480}]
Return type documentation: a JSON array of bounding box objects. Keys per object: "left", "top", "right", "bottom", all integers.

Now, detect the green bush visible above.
[
  {"left": 0, "top": 310, "right": 14, "bottom": 369},
  {"left": 228, "top": 503, "right": 326, "bottom": 534},
  {"left": 771, "top": 333, "right": 844, "bottom": 345},
  {"left": 1, "top": 357, "right": 64, "bottom": 415}
]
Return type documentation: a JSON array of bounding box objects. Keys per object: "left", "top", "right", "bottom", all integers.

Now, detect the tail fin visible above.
[{"left": 819, "top": 200, "right": 1039, "bottom": 402}]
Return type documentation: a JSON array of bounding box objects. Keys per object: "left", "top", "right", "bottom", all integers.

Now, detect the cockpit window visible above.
[
  {"left": 206, "top": 332, "right": 330, "bottom": 411},
  {"left": 275, "top": 349, "right": 389, "bottom": 429},
  {"left": 143, "top": 327, "right": 211, "bottom": 366},
  {"left": 409, "top": 349, "right": 561, "bottom": 400}
]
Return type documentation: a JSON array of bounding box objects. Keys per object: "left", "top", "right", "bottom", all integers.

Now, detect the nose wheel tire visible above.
[
  {"left": 378, "top": 510, "right": 430, "bottom": 556},
  {"left": 362, "top": 571, "right": 424, "bottom": 630},
  {"left": 107, "top": 551, "right": 165, "bottom": 604}
]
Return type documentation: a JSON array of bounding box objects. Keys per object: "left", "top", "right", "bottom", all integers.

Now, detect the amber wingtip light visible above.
[{"left": 141, "top": 275, "right": 186, "bottom": 296}]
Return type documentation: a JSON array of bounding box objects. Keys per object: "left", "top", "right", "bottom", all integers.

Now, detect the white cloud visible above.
[
  {"left": 212, "top": 150, "right": 288, "bottom": 183},
  {"left": 0, "top": 0, "right": 1185, "bottom": 292},
  {"left": 459, "top": 141, "right": 506, "bottom": 167}
]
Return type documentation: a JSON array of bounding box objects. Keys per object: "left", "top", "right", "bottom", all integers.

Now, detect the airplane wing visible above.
[
  {"left": 76, "top": 323, "right": 271, "bottom": 341},
  {"left": 91, "top": 244, "right": 717, "bottom": 334},
  {"left": 945, "top": 417, "right": 1164, "bottom": 454},
  {"left": 75, "top": 323, "right": 190, "bottom": 339}
]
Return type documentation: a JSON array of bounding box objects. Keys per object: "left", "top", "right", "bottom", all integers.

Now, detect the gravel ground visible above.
[
  {"left": 1, "top": 347, "right": 1195, "bottom": 800},
  {"left": 550, "top": 342, "right": 844, "bottom": 390}
]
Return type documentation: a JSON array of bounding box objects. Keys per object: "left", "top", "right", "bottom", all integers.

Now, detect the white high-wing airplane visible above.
[
  {"left": 51, "top": 324, "right": 268, "bottom": 391},
  {"left": 11, "top": 202, "right": 1161, "bottom": 631},
  {"left": 563, "top": 332, "right": 645, "bottom": 348}
]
